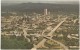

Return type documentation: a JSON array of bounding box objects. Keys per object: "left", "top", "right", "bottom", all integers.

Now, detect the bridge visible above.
[
  {"left": 2, "top": 17, "right": 68, "bottom": 50},
  {"left": 31, "top": 17, "right": 68, "bottom": 50}
]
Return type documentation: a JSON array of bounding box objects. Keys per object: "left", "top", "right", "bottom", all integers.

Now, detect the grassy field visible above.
[{"left": 1, "top": 35, "right": 33, "bottom": 49}]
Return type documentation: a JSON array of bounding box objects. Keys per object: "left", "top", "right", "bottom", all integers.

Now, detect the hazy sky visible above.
[{"left": 2, "top": 0, "right": 78, "bottom": 3}]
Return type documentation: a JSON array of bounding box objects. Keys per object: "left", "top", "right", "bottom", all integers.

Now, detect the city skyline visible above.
[{"left": 1, "top": 0, "right": 79, "bottom": 49}]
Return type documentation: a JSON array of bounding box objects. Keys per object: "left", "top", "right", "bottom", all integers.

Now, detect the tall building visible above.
[{"left": 44, "top": 9, "right": 48, "bottom": 15}]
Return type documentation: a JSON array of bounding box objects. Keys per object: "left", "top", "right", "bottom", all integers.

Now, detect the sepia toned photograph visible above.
[{"left": 1, "top": 0, "right": 79, "bottom": 50}]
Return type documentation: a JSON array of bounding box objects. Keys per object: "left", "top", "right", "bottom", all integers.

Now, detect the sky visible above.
[{"left": 2, "top": 0, "right": 79, "bottom": 4}]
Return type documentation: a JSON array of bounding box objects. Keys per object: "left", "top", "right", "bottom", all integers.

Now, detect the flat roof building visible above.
[{"left": 44, "top": 9, "right": 48, "bottom": 15}]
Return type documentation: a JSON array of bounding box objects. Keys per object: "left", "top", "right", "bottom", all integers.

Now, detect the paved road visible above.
[
  {"left": 42, "top": 26, "right": 52, "bottom": 35},
  {"left": 22, "top": 28, "right": 28, "bottom": 38},
  {"left": 32, "top": 17, "right": 68, "bottom": 50},
  {"left": 43, "top": 36, "right": 69, "bottom": 50}
]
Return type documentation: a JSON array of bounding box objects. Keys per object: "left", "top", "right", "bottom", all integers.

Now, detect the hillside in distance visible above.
[{"left": 1, "top": 3, "right": 79, "bottom": 13}]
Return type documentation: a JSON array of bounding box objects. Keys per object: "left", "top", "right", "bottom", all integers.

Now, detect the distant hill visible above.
[{"left": 1, "top": 3, "right": 79, "bottom": 13}]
